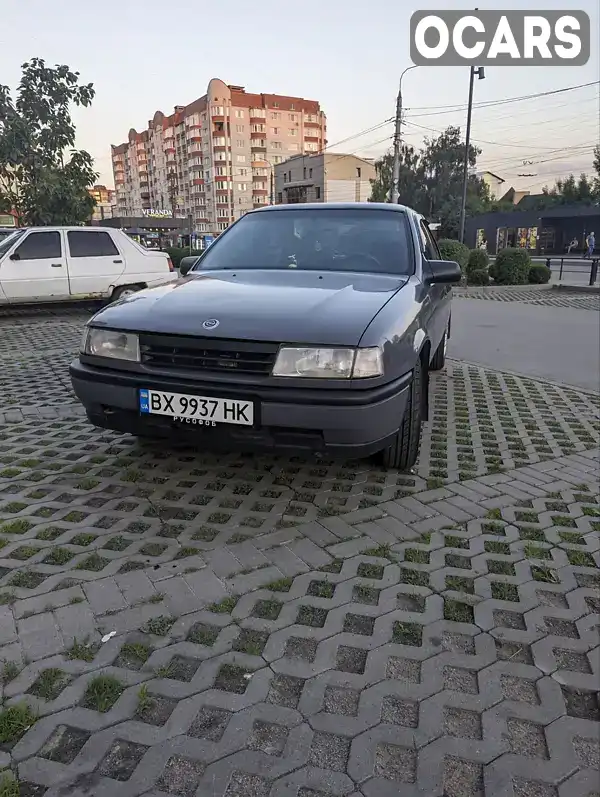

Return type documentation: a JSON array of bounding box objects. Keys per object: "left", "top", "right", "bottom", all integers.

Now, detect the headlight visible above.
[
  {"left": 272, "top": 347, "right": 383, "bottom": 379},
  {"left": 83, "top": 328, "right": 140, "bottom": 362}
]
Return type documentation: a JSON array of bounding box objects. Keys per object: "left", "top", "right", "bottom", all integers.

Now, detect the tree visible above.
[
  {"left": 0, "top": 58, "right": 98, "bottom": 226},
  {"left": 369, "top": 125, "right": 489, "bottom": 237}
]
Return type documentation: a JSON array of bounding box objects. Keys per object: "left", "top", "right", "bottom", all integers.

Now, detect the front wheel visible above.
[
  {"left": 111, "top": 285, "right": 141, "bottom": 302},
  {"left": 429, "top": 329, "right": 447, "bottom": 371},
  {"left": 381, "top": 357, "right": 424, "bottom": 471}
]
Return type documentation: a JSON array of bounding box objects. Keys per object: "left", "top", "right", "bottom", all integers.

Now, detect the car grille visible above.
[{"left": 139, "top": 333, "right": 279, "bottom": 376}]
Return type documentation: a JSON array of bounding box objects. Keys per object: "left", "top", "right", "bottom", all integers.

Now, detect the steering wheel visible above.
[{"left": 339, "top": 252, "right": 381, "bottom": 269}]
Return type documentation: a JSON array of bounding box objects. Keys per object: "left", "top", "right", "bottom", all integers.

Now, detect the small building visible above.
[
  {"left": 89, "top": 185, "right": 116, "bottom": 222},
  {"left": 466, "top": 203, "right": 600, "bottom": 255},
  {"left": 274, "top": 153, "right": 375, "bottom": 205},
  {"left": 476, "top": 170, "right": 506, "bottom": 200},
  {"left": 100, "top": 216, "right": 191, "bottom": 248}
]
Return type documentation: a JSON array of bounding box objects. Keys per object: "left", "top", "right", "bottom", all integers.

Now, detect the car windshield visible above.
[
  {"left": 195, "top": 208, "right": 413, "bottom": 275},
  {"left": 0, "top": 229, "right": 26, "bottom": 258}
]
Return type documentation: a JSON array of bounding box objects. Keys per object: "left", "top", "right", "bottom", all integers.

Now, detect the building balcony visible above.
[
  {"left": 193, "top": 178, "right": 204, "bottom": 186},
  {"left": 251, "top": 144, "right": 267, "bottom": 152},
  {"left": 253, "top": 189, "right": 268, "bottom": 195},
  {"left": 189, "top": 136, "right": 202, "bottom": 143},
  {"left": 213, "top": 145, "right": 226, "bottom": 152},
  {"left": 249, "top": 115, "right": 266, "bottom": 123},
  {"left": 212, "top": 128, "right": 226, "bottom": 136},
  {"left": 165, "top": 147, "right": 175, "bottom": 154},
  {"left": 304, "top": 136, "right": 320, "bottom": 142}
]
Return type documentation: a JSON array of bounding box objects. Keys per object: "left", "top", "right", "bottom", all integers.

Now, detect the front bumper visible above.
[{"left": 69, "top": 359, "right": 411, "bottom": 458}]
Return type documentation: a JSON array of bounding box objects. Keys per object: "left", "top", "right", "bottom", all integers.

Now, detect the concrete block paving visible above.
[{"left": 0, "top": 307, "right": 598, "bottom": 796}]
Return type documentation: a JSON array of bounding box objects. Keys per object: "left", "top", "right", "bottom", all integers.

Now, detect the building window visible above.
[
  {"left": 215, "top": 166, "right": 226, "bottom": 176},
  {"left": 235, "top": 124, "right": 245, "bottom": 133},
  {"left": 272, "top": 141, "right": 282, "bottom": 149},
  {"left": 217, "top": 207, "right": 229, "bottom": 217},
  {"left": 273, "top": 102, "right": 279, "bottom": 108},
  {"left": 251, "top": 124, "right": 265, "bottom": 133},
  {"left": 236, "top": 139, "right": 245, "bottom": 148},
  {"left": 289, "top": 129, "right": 297, "bottom": 137},
  {"left": 288, "top": 171, "right": 292, "bottom": 181},
  {"left": 315, "top": 187, "right": 321, "bottom": 199},
  {"left": 290, "top": 104, "right": 295, "bottom": 111},
  {"left": 235, "top": 109, "right": 244, "bottom": 118},
  {"left": 309, "top": 168, "right": 313, "bottom": 178},
  {"left": 211, "top": 106, "right": 224, "bottom": 116},
  {"left": 238, "top": 183, "right": 247, "bottom": 191},
  {"left": 217, "top": 222, "right": 229, "bottom": 230},
  {"left": 236, "top": 155, "right": 246, "bottom": 163},
  {"left": 272, "top": 155, "right": 283, "bottom": 164},
  {"left": 271, "top": 127, "right": 279, "bottom": 135},
  {"left": 270, "top": 111, "right": 281, "bottom": 120},
  {"left": 277, "top": 192, "right": 283, "bottom": 203},
  {"left": 356, "top": 167, "right": 361, "bottom": 178},
  {"left": 289, "top": 113, "right": 297, "bottom": 122},
  {"left": 213, "top": 137, "right": 226, "bottom": 146}
]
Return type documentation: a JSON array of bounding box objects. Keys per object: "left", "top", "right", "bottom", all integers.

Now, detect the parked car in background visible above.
[
  {"left": 0, "top": 227, "right": 176, "bottom": 305},
  {"left": 71, "top": 203, "right": 461, "bottom": 470}
]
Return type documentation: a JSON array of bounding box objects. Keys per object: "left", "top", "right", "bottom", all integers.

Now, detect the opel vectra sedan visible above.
[{"left": 70, "top": 203, "right": 461, "bottom": 470}]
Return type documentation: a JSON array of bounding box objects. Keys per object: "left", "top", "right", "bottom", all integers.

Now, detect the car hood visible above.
[{"left": 89, "top": 269, "right": 408, "bottom": 346}]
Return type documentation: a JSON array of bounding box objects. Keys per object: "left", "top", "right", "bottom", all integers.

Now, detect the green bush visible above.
[
  {"left": 467, "top": 268, "right": 489, "bottom": 286},
  {"left": 438, "top": 239, "right": 470, "bottom": 270},
  {"left": 528, "top": 264, "right": 551, "bottom": 284},
  {"left": 492, "top": 247, "right": 532, "bottom": 285},
  {"left": 162, "top": 247, "right": 189, "bottom": 267},
  {"left": 467, "top": 248, "right": 489, "bottom": 274}
]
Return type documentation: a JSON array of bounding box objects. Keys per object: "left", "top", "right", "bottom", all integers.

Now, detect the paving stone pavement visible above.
[
  {"left": 0, "top": 308, "right": 598, "bottom": 797},
  {"left": 455, "top": 288, "right": 600, "bottom": 312}
]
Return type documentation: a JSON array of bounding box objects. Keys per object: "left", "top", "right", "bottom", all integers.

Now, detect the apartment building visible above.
[
  {"left": 88, "top": 184, "right": 116, "bottom": 221},
  {"left": 275, "top": 153, "right": 375, "bottom": 204},
  {"left": 111, "top": 78, "right": 326, "bottom": 234}
]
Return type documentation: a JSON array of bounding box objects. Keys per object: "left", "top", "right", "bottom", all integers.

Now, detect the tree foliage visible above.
[
  {"left": 0, "top": 58, "right": 98, "bottom": 226},
  {"left": 369, "top": 126, "right": 494, "bottom": 238}
]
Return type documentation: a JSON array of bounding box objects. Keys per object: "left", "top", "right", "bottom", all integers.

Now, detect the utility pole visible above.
[
  {"left": 390, "top": 65, "right": 417, "bottom": 204},
  {"left": 459, "top": 65, "right": 485, "bottom": 244}
]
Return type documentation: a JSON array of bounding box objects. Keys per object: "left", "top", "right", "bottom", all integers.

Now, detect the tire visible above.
[
  {"left": 111, "top": 285, "right": 141, "bottom": 302},
  {"left": 381, "top": 356, "right": 424, "bottom": 471},
  {"left": 430, "top": 330, "right": 447, "bottom": 371}
]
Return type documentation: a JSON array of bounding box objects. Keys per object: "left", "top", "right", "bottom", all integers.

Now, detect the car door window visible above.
[
  {"left": 422, "top": 221, "right": 441, "bottom": 259},
  {"left": 14, "top": 232, "right": 61, "bottom": 260},
  {"left": 418, "top": 220, "right": 438, "bottom": 260},
  {"left": 67, "top": 231, "right": 119, "bottom": 257}
]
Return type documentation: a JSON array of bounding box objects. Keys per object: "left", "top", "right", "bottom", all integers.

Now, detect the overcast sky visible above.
[{"left": 2, "top": 0, "right": 598, "bottom": 193}]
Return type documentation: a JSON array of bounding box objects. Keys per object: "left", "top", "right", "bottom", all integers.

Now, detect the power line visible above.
[{"left": 404, "top": 81, "right": 599, "bottom": 116}]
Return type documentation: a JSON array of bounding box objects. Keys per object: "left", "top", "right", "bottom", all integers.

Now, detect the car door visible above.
[
  {"left": 65, "top": 229, "right": 125, "bottom": 297},
  {"left": 0, "top": 230, "right": 70, "bottom": 302},
  {"left": 419, "top": 218, "right": 451, "bottom": 353}
]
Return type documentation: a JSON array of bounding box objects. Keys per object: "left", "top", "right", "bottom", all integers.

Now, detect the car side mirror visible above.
[
  {"left": 424, "top": 259, "right": 462, "bottom": 285},
  {"left": 179, "top": 255, "right": 201, "bottom": 276},
  {"left": 9, "top": 252, "right": 20, "bottom": 261}
]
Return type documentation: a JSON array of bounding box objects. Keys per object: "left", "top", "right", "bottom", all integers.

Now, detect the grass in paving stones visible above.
[
  {"left": 0, "top": 520, "right": 33, "bottom": 535},
  {"left": 363, "top": 544, "right": 396, "bottom": 562},
  {"left": 392, "top": 622, "right": 422, "bottom": 646},
  {"left": 487, "top": 560, "right": 516, "bottom": 576},
  {"left": 233, "top": 629, "right": 269, "bottom": 656},
  {"left": 10, "top": 571, "right": 46, "bottom": 589},
  {"left": 0, "top": 661, "right": 20, "bottom": 685},
  {"left": 297, "top": 605, "right": 328, "bottom": 628},
  {"left": 515, "top": 511, "right": 539, "bottom": 523},
  {"left": 567, "top": 550, "right": 597, "bottom": 568},
  {"left": 187, "top": 623, "right": 220, "bottom": 647},
  {"left": 524, "top": 544, "right": 552, "bottom": 561},
  {"left": 208, "top": 596, "right": 238, "bottom": 613},
  {"left": 445, "top": 536, "right": 469, "bottom": 550},
  {"left": 2, "top": 502, "right": 27, "bottom": 513},
  {"left": 558, "top": 531, "right": 586, "bottom": 545},
  {"left": 583, "top": 506, "right": 600, "bottom": 517},
  {"left": 445, "top": 576, "right": 475, "bottom": 594},
  {"left": 43, "top": 548, "right": 74, "bottom": 566},
  {"left": 319, "top": 559, "right": 343, "bottom": 574},
  {"left": 0, "top": 592, "right": 16, "bottom": 606},
  {"left": 117, "top": 643, "right": 151, "bottom": 670},
  {"left": 67, "top": 638, "right": 100, "bottom": 662},
  {"left": 0, "top": 773, "right": 19, "bottom": 797},
  {"left": 445, "top": 554, "right": 472, "bottom": 569},
  {"left": 482, "top": 522, "right": 506, "bottom": 535},
  {"left": 76, "top": 554, "right": 109, "bottom": 572},
  {"left": 28, "top": 668, "right": 70, "bottom": 701},
  {"left": 357, "top": 563, "right": 385, "bottom": 580},
  {"left": 141, "top": 616, "right": 174, "bottom": 636},
  {"left": 0, "top": 702, "right": 36, "bottom": 744},
  {"left": 518, "top": 526, "right": 546, "bottom": 543},
  {"left": 0, "top": 538, "right": 7, "bottom": 551},
  {"left": 485, "top": 541, "right": 511, "bottom": 555},
  {"left": 551, "top": 515, "right": 575, "bottom": 527},
  {"left": 531, "top": 566, "right": 559, "bottom": 583},
  {"left": 400, "top": 568, "right": 429, "bottom": 587},
  {"left": 486, "top": 509, "right": 503, "bottom": 521},
  {"left": 491, "top": 582, "right": 520, "bottom": 602},
  {"left": 252, "top": 599, "right": 283, "bottom": 620},
  {"left": 35, "top": 527, "right": 64, "bottom": 542},
  {"left": 263, "top": 577, "right": 294, "bottom": 592},
  {"left": 82, "top": 675, "right": 124, "bottom": 712},
  {"left": 443, "top": 599, "right": 475, "bottom": 624},
  {"left": 352, "top": 585, "right": 380, "bottom": 605},
  {"left": 307, "top": 580, "right": 335, "bottom": 599},
  {"left": 10, "top": 546, "right": 40, "bottom": 561},
  {"left": 69, "top": 533, "right": 97, "bottom": 547},
  {"left": 404, "top": 549, "right": 430, "bottom": 564},
  {"left": 103, "top": 536, "right": 131, "bottom": 552},
  {"left": 140, "top": 543, "right": 167, "bottom": 557},
  {"left": 214, "top": 664, "right": 251, "bottom": 694}
]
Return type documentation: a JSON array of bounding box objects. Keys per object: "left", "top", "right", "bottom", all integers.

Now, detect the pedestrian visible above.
[
  {"left": 583, "top": 231, "right": 595, "bottom": 258},
  {"left": 567, "top": 237, "right": 578, "bottom": 254}
]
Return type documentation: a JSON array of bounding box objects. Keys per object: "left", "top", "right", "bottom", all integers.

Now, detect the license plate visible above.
[{"left": 139, "top": 389, "right": 253, "bottom": 426}]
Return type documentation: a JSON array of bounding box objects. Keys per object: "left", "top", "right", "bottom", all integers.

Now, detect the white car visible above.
[{"left": 0, "top": 226, "right": 177, "bottom": 305}]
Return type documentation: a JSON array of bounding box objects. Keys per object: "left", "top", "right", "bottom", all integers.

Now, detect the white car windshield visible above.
[{"left": 195, "top": 208, "right": 414, "bottom": 275}]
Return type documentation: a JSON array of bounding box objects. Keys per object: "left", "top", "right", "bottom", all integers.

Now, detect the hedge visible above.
[
  {"left": 528, "top": 264, "right": 551, "bottom": 284},
  {"left": 492, "top": 247, "right": 532, "bottom": 285},
  {"left": 467, "top": 248, "right": 489, "bottom": 274},
  {"left": 162, "top": 247, "right": 190, "bottom": 267},
  {"left": 438, "top": 239, "right": 470, "bottom": 270},
  {"left": 467, "top": 268, "right": 489, "bottom": 286}
]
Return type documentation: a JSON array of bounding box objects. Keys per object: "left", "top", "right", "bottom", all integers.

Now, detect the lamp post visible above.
[
  {"left": 458, "top": 65, "right": 485, "bottom": 244},
  {"left": 390, "top": 65, "right": 418, "bottom": 204}
]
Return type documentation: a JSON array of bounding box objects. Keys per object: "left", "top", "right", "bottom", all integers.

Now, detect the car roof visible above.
[
  {"left": 252, "top": 202, "right": 412, "bottom": 214},
  {"left": 13, "top": 226, "right": 120, "bottom": 232}
]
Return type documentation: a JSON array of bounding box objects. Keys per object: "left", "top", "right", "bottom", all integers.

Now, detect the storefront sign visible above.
[{"left": 141, "top": 209, "right": 171, "bottom": 218}]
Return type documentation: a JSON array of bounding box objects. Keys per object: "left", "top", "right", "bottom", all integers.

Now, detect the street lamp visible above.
[
  {"left": 390, "top": 65, "right": 418, "bottom": 204},
  {"left": 458, "top": 65, "right": 485, "bottom": 244}
]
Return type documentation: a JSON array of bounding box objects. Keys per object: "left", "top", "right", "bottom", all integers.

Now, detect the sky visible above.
[{"left": 1, "top": 0, "right": 599, "bottom": 194}]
